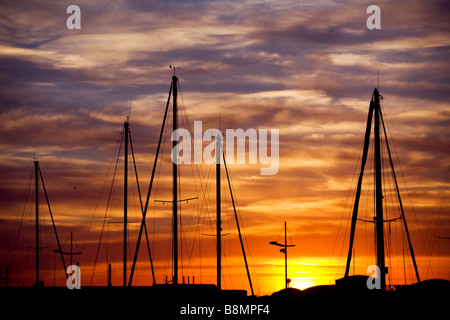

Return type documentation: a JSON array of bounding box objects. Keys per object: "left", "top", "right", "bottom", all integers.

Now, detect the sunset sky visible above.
[{"left": 0, "top": 0, "right": 449, "bottom": 294}]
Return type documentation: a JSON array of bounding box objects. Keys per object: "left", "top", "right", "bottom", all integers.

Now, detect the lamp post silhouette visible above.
[{"left": 270, "top": 221, "right": 295, "bottom": 289}]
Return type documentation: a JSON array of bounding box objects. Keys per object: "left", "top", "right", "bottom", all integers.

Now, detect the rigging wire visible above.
[
  {"left": 128, "top": 82, "right": 173, "bottom": 286},
  {"left": 327, "top": 159, "right": 360, "bottom": 280},
  {"left": 382, "top": 101, "right": 424, "bottom": 284},
  {"left": 177, "top": 82, "right": 218, "bottom": 282},
  {"left": 81, "top": 127, "right": 124, "bottom": 254},
  {"left": 152, "top": 97, "right": 170, "bottom": 281},
  {"left": 381, "top": 101, "right": 422, "bottom": 283},
  {"left": 89, "top": 128, "right": 124, "bottom": 285},
  {"left": 222, "top": 151, "right": 256, "bottom": 295},
  {"left": 7, "top": 166, "right": 34, "bottom": 273},
  {"left": 38, "top": 165, "right": 68, "bottom": 280},
  {"left": 152, "top": 102, "right": 172, "bottom": 282},
  {"left": 382, "top": 106, "right": 427, "bottom": 258},
  {"left": 129, "top": 129, "right": 156, "bottom": 284},
  {"left": 326, "top": 116, "right": 365, "bottom": 283},
  {"left": 425, "top": 164, "right": 449, "bottom": 278}
]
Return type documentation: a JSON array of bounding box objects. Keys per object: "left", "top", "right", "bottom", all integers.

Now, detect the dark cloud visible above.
[{"left": 0, "top": 0, "right": 449, "bottom": 289}]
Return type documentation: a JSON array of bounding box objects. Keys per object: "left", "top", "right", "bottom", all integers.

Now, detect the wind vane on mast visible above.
[
  {"left": 170, "top": 65, "right": 182, "bottom": 76},
  {"left": 270, "top": 221, "right": 295, "bottom": 289}
]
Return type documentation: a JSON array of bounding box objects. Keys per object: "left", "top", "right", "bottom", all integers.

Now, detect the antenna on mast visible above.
[
  {"left": 127, "top": 99, "right": 132, "bottom": 123},
  {"left": 377, "top": 69, "right": 380, "bottom": 91},
  {"left": 170, "top": 65, "right": 182, "bottom": 76},
  {"left": 269, "top": 222, "right": 295, "bottom": 289}
]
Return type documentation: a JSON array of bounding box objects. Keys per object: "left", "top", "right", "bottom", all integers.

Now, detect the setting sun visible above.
[{"left": 0, "top": 1, "right": 449, "bottom": 318}]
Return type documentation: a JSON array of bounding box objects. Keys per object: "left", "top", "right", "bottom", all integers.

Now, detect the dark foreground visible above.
[{"left": 1, "top": 277, "right": 449, "bottom": 319}]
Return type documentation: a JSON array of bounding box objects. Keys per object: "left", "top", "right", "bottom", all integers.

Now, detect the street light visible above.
[{"left": 269, "top": 221, "right": 295, "bottom": 289}]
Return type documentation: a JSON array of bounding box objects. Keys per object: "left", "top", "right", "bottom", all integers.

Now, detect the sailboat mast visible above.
[
  {"left": 373, "top": 88, "right": 386, "bottom": 290},
  {"left": 216, "top": 135, "right": 222, "bottom": 290},
  {"left": 172, "top": 75, "right": 179, "bottom": 285},
  {"left": 70, "top": 231, "right": 73, "bottom": 267},
  {"left": 123, "top": 120, "right": 129, "bottom": 287},
  {"left": 284, "top": 221, "right": 288, "bottom": 289},
  {"left": 34, "top": 160, "right": 39, "bottom": 286}
]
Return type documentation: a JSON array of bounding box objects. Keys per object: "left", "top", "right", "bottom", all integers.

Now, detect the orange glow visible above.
[{"left": 0, "top": 0, "right": 449, "bottom": 296}]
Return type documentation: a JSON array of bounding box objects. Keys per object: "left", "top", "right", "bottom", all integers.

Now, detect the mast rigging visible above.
[{"left": 344, "top": 88, "right": 420, "bottom": 289}]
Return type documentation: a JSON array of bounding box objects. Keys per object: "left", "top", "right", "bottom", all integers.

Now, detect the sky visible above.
[{"left": 0, "top": 0, "right": 449, "bottom": 294}]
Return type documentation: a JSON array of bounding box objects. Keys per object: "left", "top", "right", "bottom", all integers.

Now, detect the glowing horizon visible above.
[{"left": 0, "top": 0, "right": 449, "bottom": 294}]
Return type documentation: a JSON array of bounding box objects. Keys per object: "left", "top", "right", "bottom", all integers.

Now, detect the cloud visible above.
[{"left": 0, "top": 0, "right": 449, "bottom": 289}]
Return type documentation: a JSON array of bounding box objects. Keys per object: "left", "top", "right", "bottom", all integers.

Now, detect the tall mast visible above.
[
  {"left": 70, "top": 231, "right": 73, "bottom": 266},
  {"left": 53, "top": 231, "right": 80, "bottom": 273},
  {"left": 270, "top": 221, "right": 295, "bottom": 289},
  {"left": 123, "top": 120, "right": 129, "bottom": 287},
  {"left": 172, "top": 75, "right": 179, "bottom": 284},
  {"left": 344, "top": 88, "right": 422, "bottom": 289},
  {"left": 284, "top": 221, "right": 288, "bottom": 289},
  {"left": 216, "top": 135, "right": 222, "bottom": 290},
  {"left": 345, "top": 88, "right": 387, "bottom": 289},
  {"left": 373, "top": 88, "right": 386, "bottom": 290},
  {"left": 34, "top": 160, "right": 39, "bottom": 286}
]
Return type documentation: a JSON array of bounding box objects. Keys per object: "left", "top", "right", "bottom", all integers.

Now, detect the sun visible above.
[{"left": 289, "top": 278, "right": 318, "bottom": 290}]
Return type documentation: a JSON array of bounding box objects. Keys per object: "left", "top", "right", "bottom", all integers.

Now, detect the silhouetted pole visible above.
[
  {"left": 108, "top": 263, "right": 112, "bottom": 287},
  {"left": 123, "top": 120, "right": 129, "bottom": 287},
  {"left": 172, "top": 75, "right": 178, "bottom": 285},
  {"left": 345, "top": 88, "right": 420, "bottom": 290},
  {"left": 34, "top": 160, "right": 40, "bottom": 286},
  {"left": 53, "top": 231, "right": 80, "bottom": 274},
  {"left": 216, "top": 135, "right": 221, "bottom": 290},
  {"left": 0, "top": 266, "right": 8, "bottom": 287},
  {"left": 70, "top": 232, "right": 73, "bottom": 266},
  {"left": 284, "top": 221, "right": 287, "bottom": 289},
  {"left": 270, "top": 222, "right": 295, "bottom": 290},
  {"left": 373, "top": 88, "right": 386, "bottom": 291}
]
